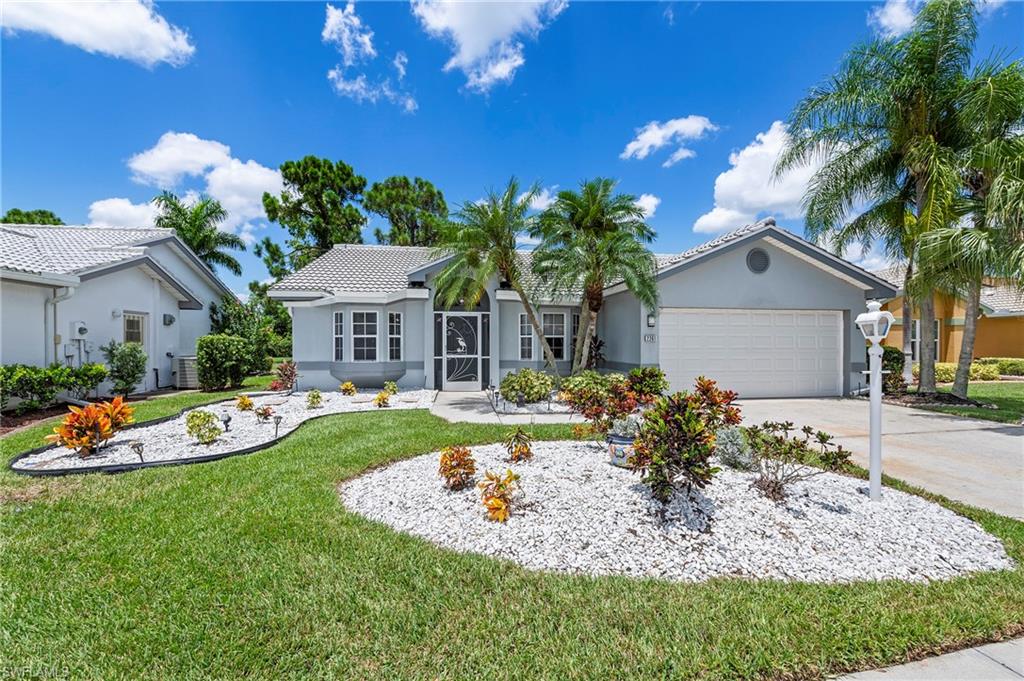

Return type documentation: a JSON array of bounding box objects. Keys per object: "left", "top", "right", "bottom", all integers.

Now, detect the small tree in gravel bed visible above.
[
  {"left": 629, "top": 377, "right": 740, "bottom": 504},
  {"left": 747, "top": 421, "right": 850, "bottom": 501}
]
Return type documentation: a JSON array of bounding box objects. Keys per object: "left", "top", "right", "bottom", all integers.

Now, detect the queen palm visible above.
[
  {"left": 776, "top": 0, "right": 979, "bottom": 395},
  {"left": 152, "top": 192, "right": 246, "bottom": 276},
  {"left": 433, "top": 178, "right": 559, "bottom": 369},
  {"left": 533, "top": 178, "right": 658, "bottom": 373}
]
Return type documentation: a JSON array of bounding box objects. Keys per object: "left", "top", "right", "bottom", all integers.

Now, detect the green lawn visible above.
[
  {"left": 1, "top": 409, "right": 1022, "bottom": 679},
  {"left": 917, "top": 381, "right": 1024, "bottom": 424},
  {"left": 1, "top": 374, "right": 274, "bottom": 457}
]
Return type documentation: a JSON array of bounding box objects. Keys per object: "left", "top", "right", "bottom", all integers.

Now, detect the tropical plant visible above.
[
  {"left": 533, "top": 178, "right": 659, "bottom": 373},
  {"left": 153, "top": 192, "right": 245, "bottom": 276},
  {"left": 503, "top": 426, "right": 534, "bottom": 462},
  {"left": 499, "top": 368, "right": 554, "bottom": 404},
  {"left": 364, "top": 175, "right": 448, "bottom": 246},
  {"left": 236, "top": 395, "right": 254, "bottom": 411},
  {"left": 268, "top": 360, "right": 297, "bottom": 392},
  {"left": 102, "top": 396, "right": 134, "bottom": 431},
  {"left": 776, "top": 0, "right": 997, "bottom": 395},
  {"left": 254, "top": 405, "right": 274, "bottom": 423},
  {"left": 438, "top": 445, "right": 476, "bottom": 490},
  {"left": 433, "top": 177, "right": 558, "bottom": 368},
  {"left": 630, "top": 377, "right": 741, "bottom": 504},
  {"left": 610, "top": 413, "right": 643, "bottom": 439},
  {"left": 185, "top": 410, "right": 220, "bottom": 445},
  {"left": 306, "top": 389, "right": 322, "bottom": 409},
  {"left": 373, "top": 391, "right": 390, "bottom": 408},
  {"left": 339, "top": 381, "right": 357, "bottom": 396},
  {"left": 627, "top": 367, "right": 669, "bottom": 403},
  {"left": 383, "top": 380, "right": 399, "bottom": 396},
  {"left": 195, "top": 335, "right": 248, "bottom": 390},
  {"left": 747, "top": 421, "right": 851, "bottom": 501},
  {"left": 99, "top": 341, "right": 148, "bottom": 396},
  {"left": 46, "top": 403, "right": 113, "bottom": 456},
  {"left": 478, "top": 469, "right": 521, "bottom": 522},
  {"left": 716, "top": 426, "right": 755, "bottom": 471}
]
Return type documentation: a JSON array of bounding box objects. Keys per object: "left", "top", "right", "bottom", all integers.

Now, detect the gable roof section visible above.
[
  {"left": 270, "top": 244, "right": 439, "bottom": 295},
  {"left": 872, "top": 262, "right": 1024, "bottom": 316}
]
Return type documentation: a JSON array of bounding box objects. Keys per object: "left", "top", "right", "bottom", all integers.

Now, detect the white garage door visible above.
[{"left": 658, "top": 309, "right": 843, "bottom": 398}]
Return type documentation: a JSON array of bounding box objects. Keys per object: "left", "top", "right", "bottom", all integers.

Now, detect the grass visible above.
[
  {"left": 1, "top": 374, "right": 274, "bottom": 457},
  {"left": 915, "top": 381, "right": 1024, "bottom": 424},
  {"left": 1, "top": 409, "right": 1022, "bottom": 679}
]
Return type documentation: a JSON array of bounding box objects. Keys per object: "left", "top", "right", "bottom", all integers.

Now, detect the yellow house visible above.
[{"left": 873, "top": 264, "right": 1024, "bottom": 362}]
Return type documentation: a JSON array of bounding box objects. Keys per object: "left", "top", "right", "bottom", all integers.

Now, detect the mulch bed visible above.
[
  {"left": 0, "top": 405, "right": 71, "bottom": 436},
  {"left": 884, "top": 391, "right": 995, "bottom": 410}
]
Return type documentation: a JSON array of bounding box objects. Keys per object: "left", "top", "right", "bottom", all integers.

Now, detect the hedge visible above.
[
  {"left": 196, "top": 334, "right": 250, "bottom": 390},
  {"left": 912, "top": 362, "right": 1001, "bottom": 383},
  {"left": 0, "top": 363, "right": 108, "bottom": 414},
  {"left": 975, "top": 357, "right": 1024, "bottom": 376}
]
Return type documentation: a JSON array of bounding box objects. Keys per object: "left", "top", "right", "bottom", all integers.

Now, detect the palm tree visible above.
[
  {"left": 152, "top": 192, "right": 246, "bottom": 276},
  {"left": 532, "top": 178, "right": 658, "bottom": 373},
  {"left": 433, "top": 178, "right": 559, "bottom": 369},
  {"left": 776, "top": 0, "right": 981, "bottom": 395}
]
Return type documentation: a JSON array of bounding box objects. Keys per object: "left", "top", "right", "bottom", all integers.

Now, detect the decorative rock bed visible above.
[
  {"left": 12, "top": 390, "right": 437, "bottom": 474},
  {"left": 492, "top": 392, "right": 574, "bottom": 415},
  {"left": 341, "top": 440, "right": 1014, "bottom": 584}
]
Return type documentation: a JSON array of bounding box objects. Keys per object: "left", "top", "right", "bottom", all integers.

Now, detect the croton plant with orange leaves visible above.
[{"left": 45, "top": 396, "right": 135, "bottom": 457}]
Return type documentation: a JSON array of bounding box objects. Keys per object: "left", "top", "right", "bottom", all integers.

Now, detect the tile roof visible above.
[
  {"left": 658, "top": 218, "right": 776, "bottom": 268},
  {"left": 0, "top": 224, "right": 171, "bottom": 276},
  {"left": 871, "top": 262, "right": 1024, "bottom": 315},
  {"left": 271, "top": 244, "right": 440, "bottom": 293}
]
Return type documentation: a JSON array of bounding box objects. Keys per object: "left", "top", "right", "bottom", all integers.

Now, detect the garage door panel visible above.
[{"left": 659, "top": 308, "right": 843, "bottom": 399}]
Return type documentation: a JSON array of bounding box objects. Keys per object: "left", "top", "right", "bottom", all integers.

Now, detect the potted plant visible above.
[{"left": 607, "top": 413, "right": 642, "bottom": 467}]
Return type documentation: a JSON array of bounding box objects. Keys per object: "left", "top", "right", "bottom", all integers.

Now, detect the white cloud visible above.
[
  {"left": 635, "top": 193, "right": 661, "bottom": 219},
  {"left": 323, "top": 3, "right": 417, "bottom": 112},
  {"left": 620, "top": 115, "right": 717, "bottom": 167},
  {"left": 87, "top": 197, "right": 159, "bottom": 228},
  {"left": 843, "top": 242, "right": 891, "bottom": 272},
  {"left": 1, "top": 0, "right": 194, "bottom": 67},
  {"left": 322, "top": 1, "right": 376, "bottom": 67},
  {"left": 516, "top": 234, "right": 541, "bottom": 248},
  {"left": 94, "top": 131, "right": 282, "bottom": 235},
  {"left": 411, "top": 0, "right": 566, "bottom": 92},
  {"left": 519, "top": 185, "right": 558, "bottom": 211},
  {"left": 693, "top": 121, "right": 820, "bottom": 234},
  {"left": 393, "top": 51, "right": 408, "bottom": 80},
  {"left": 867, "top": 0, "right": 917, "bottom": 38}
]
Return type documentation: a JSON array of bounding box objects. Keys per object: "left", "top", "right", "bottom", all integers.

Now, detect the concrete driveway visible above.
[{"left": 739, "top": 398, "right": 1024, "bottom": 520}]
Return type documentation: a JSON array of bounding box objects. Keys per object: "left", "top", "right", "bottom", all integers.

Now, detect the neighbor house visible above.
[
  {"left": 269, "top": 218, "right": 897, "bottom": 399},
  {"left": 873, "top": 263, "right": 1024, "bottom": 363},
  {"left": 0, "top": 224, "right": 234, "bottom": 392}
]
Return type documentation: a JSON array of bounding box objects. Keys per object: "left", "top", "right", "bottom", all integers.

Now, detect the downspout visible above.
[{"left": 45, "top": 286, "right": 76, "bottom": 364}]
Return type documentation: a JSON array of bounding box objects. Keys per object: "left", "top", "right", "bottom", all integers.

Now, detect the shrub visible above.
[
  {"left": 208, "top": 294, "right": 272, "bottom": 375},
  {"left": 627, "top": 367, "right": 669, "bottom": 403},
  {"left": 236, "top": 395, "right": 254, "bottom": 411},
  {"left": 45, "top": 396, "right": 133, "bottom": 457},
  {"left": 196, "top": 335, "right": 249, "bottom": 390},
  {"left": 747, "top": 421, "right": 851, "bottom": 501},
  {"left": 912, "top": 362, "right": 1002, "bottom": 383},
  {"left": 881, "top": 346, "right": 906, "bottom": 395},
  {"left": 571, "top": 423, "right": 593, "bottom": 440},
  {"left": 995, "top": 358, "right": 1024, "bottom": 376},
  {"left": 478, "top": 469, "right": 520, "bottom": 522},
  {"left": 267, "top": 332, "right": 292, "bottom": 359},
  {"left": 4, "top": 364, "right": 64, "bottom": 413},
  {"left": 503, "top": 426, "right": 534, "bottom": 462},
  {"left": 268, "top": 360, "right": 297, "bottom": 392},
  {"left": 499, "top": 368, "right": 554, "bottom": 403},
  {"left": 610, "top": 413, "right": 643, "bottom": 439},
  {"left": 716, "top": 426, "right": 755, "bottom": 471},
  {"left": 972, "top": 363, "right": 1001, "bottom": 381},
  {"left": 373, "top": 391, "right": 390, "bottom": 408},
  {"left": 630, "top": 377, "right": 741, "bottom": 504},
  {"left": 99, "top": 341, "right": 148, "bottom": 396},
  {"left": 67, "top": 363, "right": 108, "bottom": 400},
  {"left": 383, "top": 380, "right": 399, "bottom": 396},
  {"left": 438, "top": 445, "right": 476, "bottom": 490},
  {"left": 306, "top": 389, "right": 322, "bottom": 409},
  {"left": 254, "top": 405, "right": 273, "bottom": 423},
  {"left": 561, "top": 370, "right": 622, "bottom": 396},
  {"left": 339, "top": 381, "right": 357, "bottom": 396},
  {"left": 185, "top": 409, "right": 220, "bottom": 445},
  {"left": 574, "top": 377, "right": 639, "bottom": 434}
]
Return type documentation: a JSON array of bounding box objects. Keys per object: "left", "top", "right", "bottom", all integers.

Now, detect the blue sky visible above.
[{"left": 3, "top": 0, "right": 1021, "bottom": 294}]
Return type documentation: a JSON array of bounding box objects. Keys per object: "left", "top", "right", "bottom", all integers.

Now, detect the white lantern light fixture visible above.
[{"left": 855, "top": 300, "right": 895, "bottom": 501}]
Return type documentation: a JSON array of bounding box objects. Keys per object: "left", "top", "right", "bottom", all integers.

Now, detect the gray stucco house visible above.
[{"left": 268, "top": 218, "right": 897, "bottom": 398}]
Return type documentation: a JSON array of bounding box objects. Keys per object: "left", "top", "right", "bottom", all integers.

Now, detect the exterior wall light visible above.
[
  {"left": 646, "top": 313, "right": 657, "bottom": 328},
  {"left": 855, "top": 300, "right": 895, "bottom": 501}
]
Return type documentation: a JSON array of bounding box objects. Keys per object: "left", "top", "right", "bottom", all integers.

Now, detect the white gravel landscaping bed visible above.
[
  {"left": 340, "top": 440, "right": 1014, "bottom": 584},
  {"left": 13, "top": 390, "right": 436, "bottom": 472}
]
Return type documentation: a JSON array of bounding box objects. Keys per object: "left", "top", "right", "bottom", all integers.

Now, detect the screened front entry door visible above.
[{"left": 444, "top": 314, "right": 480, "bottom": 391}]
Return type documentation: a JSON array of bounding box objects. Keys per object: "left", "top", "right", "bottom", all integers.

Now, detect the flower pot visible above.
[{"left": 606, "top": 433, "right": 634, "bottom": 468}]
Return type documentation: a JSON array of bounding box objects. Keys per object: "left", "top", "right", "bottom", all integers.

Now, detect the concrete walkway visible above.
[
  {"left": 739, "top": 398, "right": 1024, "bottom": 520},
  {"left": 430, "top": 391, "right": 578, "bottom": 425},
  {"left": 839, "top": 638, "right": 1023, "bottom": 679}
]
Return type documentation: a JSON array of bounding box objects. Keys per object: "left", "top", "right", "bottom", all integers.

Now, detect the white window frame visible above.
[
  {"left": 543, "top": 312, "right": 567, "bottom": 361},
  {"left": 351, "top": 310, "right": 378, "bottom": 363},
  {"left": 123, "top": 312, "right": 145, "bottom": 345},
  {"left": 910, "top": 319, "right": 940, "bottom": 362},
  {"left": 518, "top": 313, "right": 533, "bottom": 361},
  {"left": 388, "top": 312, "right": 403, "bottom": 362},
  {"left": 333, "top": 311, "right": 344, "bottom": 362}
]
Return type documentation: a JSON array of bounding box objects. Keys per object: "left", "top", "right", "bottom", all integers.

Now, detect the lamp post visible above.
[{"left": 855, "top": 300, "right": 895, "bottom": 501}]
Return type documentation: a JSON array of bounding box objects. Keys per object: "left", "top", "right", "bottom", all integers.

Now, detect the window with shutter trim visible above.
[{"left": 124, "top": 314, "right": 144, "bottom": 344}]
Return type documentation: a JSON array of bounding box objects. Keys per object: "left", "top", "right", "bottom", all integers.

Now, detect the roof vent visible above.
[{"left": 746, "top": 247, "right": 770, "bottom": 274}]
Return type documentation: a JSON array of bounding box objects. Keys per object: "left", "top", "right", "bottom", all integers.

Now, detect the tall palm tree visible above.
[
  {"left": 776, "top": 0, "right": 980, "bottom": 395},
  {"left": 152, "top": 192, "right": 246, "bottom": 276},
  {"left": 433, "top": 178, "right": 559, "bottom": 369},
  {"left": 533, "top": 178, "right": 658, "bottom": 373}
]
